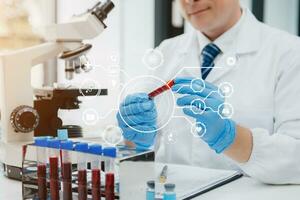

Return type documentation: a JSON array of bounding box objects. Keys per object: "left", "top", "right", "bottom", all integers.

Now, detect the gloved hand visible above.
[
  {"left": 172, "top": 77, "right": 236, "bottom": 153},
  {"left": 117, "top": 93, "right": 157, "bottom": 149}
]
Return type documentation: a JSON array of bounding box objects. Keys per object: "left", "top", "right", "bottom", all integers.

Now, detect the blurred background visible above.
[
  {"left": 0, "top": 0, "right": 299, "bottom": 136},
  {"left": 1, "top": 0, "right": 299, "bottom": 77}
]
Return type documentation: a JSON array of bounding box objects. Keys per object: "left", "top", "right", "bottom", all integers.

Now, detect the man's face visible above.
[{"left": 180, "top": 0, "right": 240, "bottom": 32}]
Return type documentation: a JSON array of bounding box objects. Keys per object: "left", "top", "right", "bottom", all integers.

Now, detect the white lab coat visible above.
[{"left": 152, "top": 9, "right": 300, "bottom": 184}]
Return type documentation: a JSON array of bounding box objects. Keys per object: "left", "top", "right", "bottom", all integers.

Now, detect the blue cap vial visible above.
[
  {"left": 103, "top": 147, "right": 117, "bottom": 158},
  {"left": 163, "top": 183, "right": 176, "bottom": 200},
  {"left": 47, "top": 139, "right": 60, "bottom": 149},
  {"left": 164, "top": 183, "right": 176, "bottom": 192},
  {"left": 60, "top": 140, "right": 74, "bottom": 150},
  {"left": 88, "top": 144, "right": 102, "bottom": 155},
  {"left": 57, "top": 129, "right": 68, "bottom": 140},
  {"left": 74, "top": 142, "right": 89, "bottom": 153}
]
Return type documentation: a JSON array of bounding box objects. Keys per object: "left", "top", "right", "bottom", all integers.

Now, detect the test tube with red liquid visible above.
[
  {"left": 103, "top": 147, "right": 117, "bottom": 200},
  {"left": 88, "top": 144, "right": 103, "bottom": 200},
  {"left": 48, "top": 139, "right": 61, "bottom": 200},
  {"left": 148, "top": 79, "right": 175, "bottom": 99},
  {"left": 34, "top": 138, "right": 48, "bottom": 200},
  {"left": 74, "top": 143, "right": 89, "bottom": 200},
  {"left": 61, "top": 140, "right": 74, "bottom": 200}
]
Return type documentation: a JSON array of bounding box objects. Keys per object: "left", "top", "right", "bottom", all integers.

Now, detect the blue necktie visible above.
[{"left": 201, "top": 43, "right": 221, "bottom": 80}]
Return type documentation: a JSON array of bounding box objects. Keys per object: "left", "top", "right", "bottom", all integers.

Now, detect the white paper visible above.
[{"left": 120, "top": 161, "right": 241, "bottom": 200}]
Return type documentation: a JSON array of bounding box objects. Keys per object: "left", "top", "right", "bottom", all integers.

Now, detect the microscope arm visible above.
[
  {"left": 34, "top": 88, "right": 108, "bottom": 137},
  {"left": 44, "top": 0, "right": 114, "bottom": 43}
]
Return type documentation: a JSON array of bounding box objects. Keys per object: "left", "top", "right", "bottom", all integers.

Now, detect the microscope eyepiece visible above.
[
  {"left": 102, "top": 1, "right": 115, "bottom": 15},
  {"left": 59, "top": 1, "right": 114, "bottom": 80},
  {"left": 92, "top": 0, "right": 115, "bottom": 22}
]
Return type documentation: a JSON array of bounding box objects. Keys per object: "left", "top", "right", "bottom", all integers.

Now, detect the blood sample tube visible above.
[
  {"left": 48, "top": 139, "right": 61, "bottom": 200},
  {"left": 74, "top": 143, "right": 89, "bottom": 200},
  {"left": 105, "top": 173, "right": 115, "bottom": 200},
  {"left": 103, "top": 147, "right": 117, "bottom": 200},
  {"left": 61, "top": 140, "right": 74, "bottom": 200},
  {"left": 148, "top": 79, "right": 175, "bottom": 99},
  {"left": 88, "top": 144, "right": 102, "bottom": 200},
  {"left": 34, "top": 137, "right": 48, "bottom": 200}
]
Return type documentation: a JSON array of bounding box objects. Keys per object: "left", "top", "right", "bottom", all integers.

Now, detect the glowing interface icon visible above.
[
  {"left": 102, "top": 125, "right": 123, "bottom": 146},
  {"left": 191, "top": 122, "right": 207, "bottom": 138},
  {"left": 218, "top": 103, "right": 234, "bottom": 119},
  {"left": 166, "top": 132, "right": 177, "bottom": 144},
  {"left": 142, "top": 49, "right": 164, "bottom": 69},
  {"left": 82, "top": 109, "right": 99, "bottom": 125},
  {"left": 218, "top": 82, "right": 234, "bottom": 98},
  {"left": 79, "top": 79, "right": 101, "bottom": 98},
  {"left": 226, "top": 56, "right": 237, "bottom": 66},
  {"left": 190, "top": 78, "right": 205, "bottom": 93},
  {"left": 190, "top": 99, "right": 206, "bottom": 115}
]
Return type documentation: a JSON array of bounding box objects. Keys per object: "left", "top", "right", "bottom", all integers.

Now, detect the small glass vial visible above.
[
  {"left": 163, "top": 183, "right": 176, "bottom": 200},
  {"left": 146, "top": 180, "right": 155, "bottom": 200}
]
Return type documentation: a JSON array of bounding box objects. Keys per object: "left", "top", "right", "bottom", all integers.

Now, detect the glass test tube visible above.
[
  {"left": 74, "top": 143, "right": 89, "bottom": 200},
  {"left": 35, "top": 138, "right": 48, "bottom": 200},
  {"left": 103, "top": 147, "right": 117, "bottom": 200},
  {"left": 61, "top": 140, "right": 74, "bottom": 200},
  {"left": 48, "top": 139, "right": 61, "bottom": 200},
  {"left": 88, "top": 144, "right": 102, "bottom": 200}
]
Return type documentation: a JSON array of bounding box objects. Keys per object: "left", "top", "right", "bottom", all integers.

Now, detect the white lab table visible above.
[
  {"left": 0, "top": 174, "right": 22, "bottom": 199},
  {"left": 1, "top": 172, "right": 299, "bottom": 199}
]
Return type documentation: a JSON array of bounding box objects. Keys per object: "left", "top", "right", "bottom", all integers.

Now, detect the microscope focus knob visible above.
[{"left": 10, "top": 105, "right": 40, "bottom": 133}]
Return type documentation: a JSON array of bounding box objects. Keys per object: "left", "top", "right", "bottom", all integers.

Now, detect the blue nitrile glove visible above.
[
  {"left": 172, "top": 77, "right": 236, "bottom": 153},
  {"left": 117, "top": 93, "right": 157, "bottom": 149}
]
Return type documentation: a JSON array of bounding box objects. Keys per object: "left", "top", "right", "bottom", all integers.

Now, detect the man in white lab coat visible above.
[{"left": 117, "top": 0, "right": 300, "bottom": 184}]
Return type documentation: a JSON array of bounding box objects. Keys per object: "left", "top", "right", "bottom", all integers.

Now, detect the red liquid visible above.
[
  {"left": 78, "top": 169, "right": 87, "bottom": 200},
  {"left": 148, "top": 80, "right": 175, "bottom": 98},
  {"left": 105, "top": 173, "right": 115, "bottom": 200},
  {"left": 62, "top": 162, "right": 73, "bottom": 200},
  {"left": 92, "top": 169, "right": 101, "bottom": 200},
  {"left": 49, "top": 156, "right": 59, "bottom": 200},
  {"left": 37, "top": 164, "right": 47, "bottom": 200}
]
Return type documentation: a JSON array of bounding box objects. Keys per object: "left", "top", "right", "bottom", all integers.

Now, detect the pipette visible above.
[{"left": 148, "top": 79, "right": 175, "bottom": 99}]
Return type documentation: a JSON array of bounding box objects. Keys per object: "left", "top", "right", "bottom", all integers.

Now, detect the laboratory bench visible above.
[
  {"left": 1, "top": 172, "right": 299, "bottom": 200},
  {"left": 198, "top": 177, "right": 300, "bottom": 200}
]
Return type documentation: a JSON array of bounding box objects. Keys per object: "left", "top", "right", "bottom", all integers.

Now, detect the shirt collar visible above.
[{"left": 197, "top": 7, "right": 247, "bottom": 54}]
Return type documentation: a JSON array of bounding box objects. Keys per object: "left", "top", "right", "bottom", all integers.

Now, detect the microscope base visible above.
[{"left": 2, "top": 163, "right": 22, "bottom": 180}]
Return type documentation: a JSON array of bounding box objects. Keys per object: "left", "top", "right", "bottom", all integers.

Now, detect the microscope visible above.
[{"left": 0, "top": 1, "right": 114, "bottom": 179}]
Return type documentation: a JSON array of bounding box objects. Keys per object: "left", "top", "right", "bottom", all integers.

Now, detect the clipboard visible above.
[
  {"left": 182, "top": 172, "right": 243, "bottom": 199},
  {"left": 120, "top": 162, "right": 244, "bottom": 200}
]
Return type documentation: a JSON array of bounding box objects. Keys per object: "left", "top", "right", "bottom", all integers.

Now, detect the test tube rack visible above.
[{"left": 21, "top": 143, "right": 154, "bottom": 200}]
